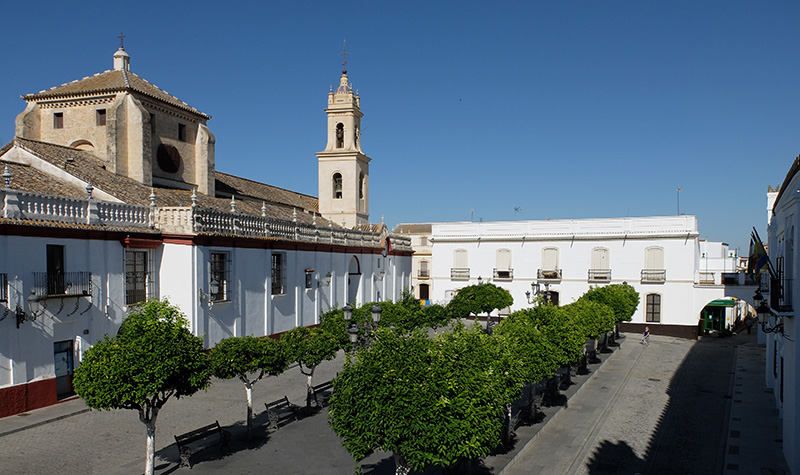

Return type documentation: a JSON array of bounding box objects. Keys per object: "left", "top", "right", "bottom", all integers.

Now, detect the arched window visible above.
[
  {"left": 645, "top": 294, "right": 661, "bottom": 322},
  {"left": 542, "top": 247, "right": 559, "bottom": 270},
  {"left": 336, "top": 123, "right": 344, "bottom": 148},
  {"left": 332, "top": 173, "right": 343, "bottom": 199},
  {"left": 359, "top": 173, "right": 366, "bottom": 200},
  {"left": 589, "top": 247, "right": 611, "bottom": 281}
]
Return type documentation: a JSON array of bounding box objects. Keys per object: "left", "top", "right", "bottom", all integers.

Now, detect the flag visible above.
[{"left": 747, "top": 228, "right": 773, "bottom": 278}]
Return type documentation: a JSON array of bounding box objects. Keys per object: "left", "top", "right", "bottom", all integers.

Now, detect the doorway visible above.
[
  {"left": 347, "top": 256, "right": 361, "bottom": 305},
  {"left": 53, "top": 340, "right": 74, "bottom": 399},
  {"left": 47, "top": 245, "right": 65, "bottom": 295},
  {"left": 419, "top": 283, "right": 430, "bottom": 301}
]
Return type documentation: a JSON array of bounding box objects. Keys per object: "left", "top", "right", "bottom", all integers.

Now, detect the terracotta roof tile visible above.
[
  {"left": 23, "top": 69, "right": 209, "bottom": 119},
  {"left": 214, "top": 171, "right": 318, "bottom": 212}
]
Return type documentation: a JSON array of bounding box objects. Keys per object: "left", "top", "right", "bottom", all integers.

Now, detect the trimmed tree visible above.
[
  {"left": 283, "top": 326, "right": 340, "bottom": 408},
  {"left": 73, "top": 300, "right": 210, "bottom": 475},
  {"left": 329, "top": 326, "right": 511, "bottom": 474},
  {"left": 209, "top": 336, "right": 287, "bottom": 436},
  {"left": 446, "top": 283, "right": 513, "bottom": 322},
  {"left": 583, "top": 283, "right": 640, "bottom": 337}
]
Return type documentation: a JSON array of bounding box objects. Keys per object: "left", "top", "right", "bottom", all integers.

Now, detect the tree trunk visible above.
[
  {"left": 143, "top": 409, "right": 158, "bottom": 475},
  {"left": 393, "top": 453, "right": 411, "bottom": 475},
  {"left": 306, "top": 367, "right": 315, "bottom": 408},
  {"left": 244, "top": 383, "right": 253, "bottom": 436}
]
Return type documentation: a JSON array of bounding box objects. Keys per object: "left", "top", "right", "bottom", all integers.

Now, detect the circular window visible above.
[{"left": 156, "top": 144, "right": 182, "bottom": 173}]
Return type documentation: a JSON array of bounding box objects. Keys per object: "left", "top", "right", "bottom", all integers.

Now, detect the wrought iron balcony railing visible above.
[
  {"left": 493, "top": 268, "right": 513, "bottom": 281},
  {"left": 417, "top": 269, "right": 430, "bottom": 279},
  {"left": 641, "top": 269, "right": 666, "bottom": 283},
  {"left": 588, "top": 269, "right": 611, "bottom": 282},
  {"left": 537, "top": 269, "right": 562, "bottom": 281},
  {"left": 31, "top": 272, "right": 91, "bottom": 299},
  {"left": 770, "top": 277, "right": 793, "bottom": 313},
  {"left": 451, "top": 268, "right": 470, "bottom": 281}
]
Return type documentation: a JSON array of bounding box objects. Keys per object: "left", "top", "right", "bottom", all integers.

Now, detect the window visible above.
[
  {"left": 589, "top": 247, "right": 611, "bottom": 281},
  {"left": 47, "top": 245, "right": 65, "bottom": 295},
  {"left": 210, "top": 252, "right": 230, "bottom": 301},
  {"left": 272, "top": 253, "right": 285, "bottom": 295},
  {"left": 125, "top": 250, "right": 149, "bottom": 305},
  {"left": 150, "top": 113, "right": 156, "bottom": 135},
  {"left": 178, "top": 123, "right": 187, "bottom": 142},
  {"left": 644, "top": 247, "right": 664, "bottom": 269},
  {"left": 451, "top": 249, "right": 469, "bottom": 280},
  {"left": 333, "top": 173, "right": 343, "bottom": 199},
  {"left": 646, "top": 294, "right": 661, "bottom": 322},
  {"left": 305, "top": 269, "right": 314, "bottom": 289},
  {"left": 336, "top": 123, "right": 344, "bottom": 148},
  {"left": 0, "top": 273, "right": 7, "bottom": 303},
  {"left": 495, "top": 249, "right": 512, "bottom": 280},
  {"left": 359, "top": 173, "right": 365, "bottom": 200},
  {"left": 96, "top": 109, "right": 107, "bottom": 126},
  {"left": 53, "top": 112, "right": 64, "bottom": 129},
  {"left": 542, "top": 248, "right": 559, "bottom": 270},
  {"left": 419, "top": 236, "right": 428, "bottom": 246},
  {"left": 419, "top": 260, "right": 429, "bottom": 278}
]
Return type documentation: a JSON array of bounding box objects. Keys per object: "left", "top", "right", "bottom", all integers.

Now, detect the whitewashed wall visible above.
[
  {"left": 0, "top": 234, "right": 128, "bottom": 388},
  {"left": 766, "top": 169, "right": 800, "bottom": 474},
  {"left": 430, "top": 216, "right": 731, "bottom": 327}
]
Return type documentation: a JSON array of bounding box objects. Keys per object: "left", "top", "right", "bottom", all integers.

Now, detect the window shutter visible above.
[
  {"left": 592, "top": 248, "right": 609, "bottom": 270},
  {"left": 454, "top": 249, "right": 468, "bottom": 268},
  {"left": 496, "top": 249, "right": 511, "bottom": 271},
  {"left": 542, "top": 248, "right": 558, "bottom": 270},
  {"left": 645, "top": 247, "right": 664, "bottom": 270}
]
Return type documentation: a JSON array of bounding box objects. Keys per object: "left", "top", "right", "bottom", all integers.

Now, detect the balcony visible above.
[
  {"left": 698, "top": 272, "right": 716, "bottom": 285},
  {"left": 588, "top": 269, "right": 611, "bottom": 283},
  {"left": 493, "top": 268, "right": 513, "bottom": 281},
  {"left": 770, "top": 277, "right": 793, "bottom": 313},
  {"left": 0, "top": 273, "right": 6, "bottom": 302},
  {"left": 451, "top": 268, "right": 470, "bottom": 281},
  {"left": 417, "top": 269, "right": 430, "bottom": 279},
  {"left": 537, "top": 269, "right": 562, "bottom": 282},
  {"left": 641, "top": 269, "right": 666, "bottom": 284},
  {"left": 31, "top": 272, "right": 91, "bottom": 299}
]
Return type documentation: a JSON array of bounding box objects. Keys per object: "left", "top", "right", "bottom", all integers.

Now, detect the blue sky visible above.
[{"left": 0, "top": 1, "right": 797, "bottom": 251}]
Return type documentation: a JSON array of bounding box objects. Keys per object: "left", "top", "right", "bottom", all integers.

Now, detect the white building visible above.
[
  {"left": 0, "top": 47, "right": 411, "bottom": 417},
  {"left": 393, "top": 223, "right": 433, "bottom": 302},
  {"left": 428, "top": 216, "right": 754, "bottom": 338},
  {"left": 763, "top": 157, "right": 800, "bottom": 473}
]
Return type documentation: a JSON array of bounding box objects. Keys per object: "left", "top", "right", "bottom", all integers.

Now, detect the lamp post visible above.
[
  {"left": 753, "top": 289, "right": 783, "bottom": 334},
  {"left": 344, "top": 303, "right": 381, "bottom": 351}
]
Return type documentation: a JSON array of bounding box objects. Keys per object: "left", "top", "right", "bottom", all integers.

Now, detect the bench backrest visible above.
[{"left": 175, "top": 422, "right": 221, "bottom": 445}]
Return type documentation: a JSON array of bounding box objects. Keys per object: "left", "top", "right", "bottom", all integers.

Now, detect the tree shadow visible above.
[{"left": 586, "top": 334, "right": 746, "bottom": 474}]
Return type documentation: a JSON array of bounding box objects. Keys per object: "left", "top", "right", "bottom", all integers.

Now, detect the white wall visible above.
[{"left": 0, "top": 234, "right": 128, "bottom": 388}]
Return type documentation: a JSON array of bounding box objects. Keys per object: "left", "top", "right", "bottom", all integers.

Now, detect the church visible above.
[{"left": 0, "top": 44, "right": 412, "bottom": 416}]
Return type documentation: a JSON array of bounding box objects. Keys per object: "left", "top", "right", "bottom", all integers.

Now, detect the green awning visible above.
[{"left": 706, "top": 299, "right": 737, "bottom": 308}]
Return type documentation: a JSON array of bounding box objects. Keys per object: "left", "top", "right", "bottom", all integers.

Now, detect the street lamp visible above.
[
  {"left": 371, "top": 304, "right": 381, "bottom": 324},
  {"left": 477, "top": 276, "right": 483, "bottom": 285},
  {"left": 753, "top": 289, "right": 783, "bottom": 334}
]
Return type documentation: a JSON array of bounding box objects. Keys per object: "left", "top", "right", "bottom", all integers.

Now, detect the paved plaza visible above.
[{"left": 0, "top": 331, "right": 785, "bottom": 474}]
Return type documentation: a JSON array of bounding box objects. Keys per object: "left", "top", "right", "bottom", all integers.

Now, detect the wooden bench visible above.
[
  {"left": 265, "top": 396, "right": 299, "bottom": 432},
  {"left": 174, "top": 420, "right": 230, "bottom": 468},
  {"left": 310, "top": 380, "right": 334, "bottom": 408}
]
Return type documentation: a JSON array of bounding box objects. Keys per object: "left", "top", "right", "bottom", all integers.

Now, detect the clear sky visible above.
[{"left": 0, "top": 1, "right": 797, "bottom": 252}]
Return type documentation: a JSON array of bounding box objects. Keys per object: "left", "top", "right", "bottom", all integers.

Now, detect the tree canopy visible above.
[
  {"left": 329, "top": 325, "right": 512, "bottom": 471},
  {"left": 446, "top": 283, "right": 513, "bottom": 319},
  {"left": 562, "top": 299, "right": 616, "bottom": 339},
  {"left": 582, "top": 284, "right": 640, "bottom": 323},
  {"left": 209, "top": 335, "right": 287, "bottom": 382},
  {"left": 74, "top": 300, "right": 209, "bottom": 411}
]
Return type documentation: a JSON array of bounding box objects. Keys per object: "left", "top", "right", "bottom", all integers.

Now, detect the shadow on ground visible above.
[{"left": 585, "top": 334, "right": 740, "bottom": 474}]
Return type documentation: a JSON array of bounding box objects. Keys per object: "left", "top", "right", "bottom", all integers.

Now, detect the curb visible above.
[
  {"left": 0, "top": 407, "right": 91, "bottom": 438},
  {"left": 500, "top": 340, "right": 627, "bottom": 475}
]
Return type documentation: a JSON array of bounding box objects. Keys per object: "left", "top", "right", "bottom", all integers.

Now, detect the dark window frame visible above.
[
  {"left": 646, "top": 293, "right": 661, "bottom": 322},
  {"left": 178, "top": 123, "right": 187, "bottom": 142},
  {"left": 272, "top": 253, "right": 285, "bottom": 295},
  {"left": 96, "top": 109, "right": 107, "bottom": 126},
  {"left": 53, "top": 112, "right": 64, "bottom": 129},
  {"left": 333, "top": 173, "right": 343, "bottom": 199},
  {"left": 125, "top": 250, "right": 150, "bottom": 305},
  {"left": 210, "top": 252, "right": 230, "bottom": 302}
]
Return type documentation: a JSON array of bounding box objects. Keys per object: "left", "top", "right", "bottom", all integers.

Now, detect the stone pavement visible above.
[
  {"left": 503, "top": 331, "right": 788, "bottom": 475},
  {"left": 723, "top": 333, "right": 788, "bottom": 474}
]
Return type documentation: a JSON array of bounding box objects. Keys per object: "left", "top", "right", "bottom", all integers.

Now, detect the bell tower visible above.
[{"left": 316, "top": 61, "right": 370, "bottom": 228}]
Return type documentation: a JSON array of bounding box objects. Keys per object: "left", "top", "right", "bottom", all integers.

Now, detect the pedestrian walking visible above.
[
  {"left": 745, "top": 315, "right": 754, "bottom": 335},
  {"left": 640, "top": 326, "right": 650, "bottom": 345}
]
